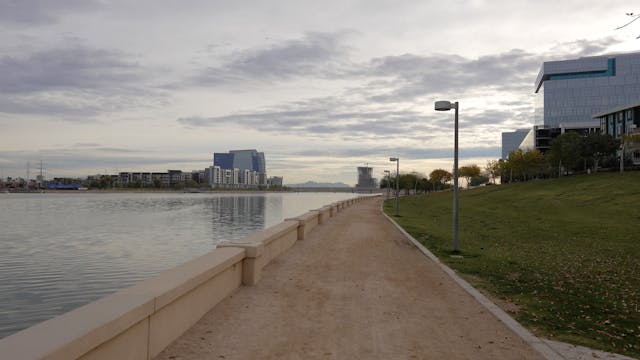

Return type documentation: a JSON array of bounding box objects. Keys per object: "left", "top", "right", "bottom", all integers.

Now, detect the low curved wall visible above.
[{"left": 0, "top": 195, "right": 375, "bottom": 360}]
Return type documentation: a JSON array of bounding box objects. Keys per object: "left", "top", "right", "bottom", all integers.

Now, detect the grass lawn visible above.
[{"left": 384, "top": 172, "right": 640, "bottom": 357}]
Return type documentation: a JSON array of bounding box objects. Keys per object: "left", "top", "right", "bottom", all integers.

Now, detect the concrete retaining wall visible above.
[{"left": 0, "top": 195, "right": 375, "bottom": 360}]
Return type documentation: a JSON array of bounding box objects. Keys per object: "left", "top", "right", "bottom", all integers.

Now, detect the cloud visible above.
[
  {"left": 359, "top": 50, "right": 542, "bottom": 103},
  {"left": 354, "top": 37, "right": 624, "bottom": 104},
  {"left": 177, "top": 95, "right": 450, "bottom": 142},
  {"left": 0, "top": 46, "right": 142, "bottom": 94},
  {"left": 547, "top": 37, "right": 621, "bottom": 59},
  {"left": 0, "top": 0, "right": 103, "bottom": 25},
  {"left": 188, "top": 31, "right": 353, "bottom": 86},
  {"left": 0, "top": 43, "right": 168, "bottom": 118}
]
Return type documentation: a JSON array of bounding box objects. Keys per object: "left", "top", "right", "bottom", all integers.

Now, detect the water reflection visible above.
[{"left": 208, "top": 195, "right": 267, "bottom": 243}]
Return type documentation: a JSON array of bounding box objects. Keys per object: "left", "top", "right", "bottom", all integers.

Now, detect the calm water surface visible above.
[{"left": 0, "top": 192, "right": 357, "bottom": 339}]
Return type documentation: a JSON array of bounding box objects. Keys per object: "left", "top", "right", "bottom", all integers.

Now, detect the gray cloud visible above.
[
  {"left": 177, "top": 96, "right": 450, "bottom": 142},
  {"left": 178, "top": 37, "right": 620, "bottom": 148},
  {"left": 547, "top": 37, "right": 620, "bottom": 59},
  {"left": 0, "top": 46, "right": 142, "bottom": 94},
  {"left": 0, "top": 0, "right": 103, "bottom": 26},
  {"left": 0, "top": 0, "right": 103, "bottom": 25},
  {"left": 362, "top": 50, "right": 542, "bottom": 103},
  {"left": 0, "top": 95, "right": 102, "bottom": 117},
  {"left": 181, "top": 34, "right": 624, "bottom": 107},
  {"left": 0, "top": 43, "right": 168, "bottom": 118},
  {"left": 189, "top": 31, "right": 353, "bottom": 86},
  {"left": 358, "top": 37, "right": 623, "bottom": 104}
]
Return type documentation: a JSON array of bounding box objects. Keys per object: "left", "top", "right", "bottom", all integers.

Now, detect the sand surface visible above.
[{"left": 155, "top": 197, "right": 544, "bottom": 359}]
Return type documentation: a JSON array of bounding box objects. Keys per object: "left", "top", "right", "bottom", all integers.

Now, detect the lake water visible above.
[{"left": 0, "top": 192, "right": 358, "bottom": 339}]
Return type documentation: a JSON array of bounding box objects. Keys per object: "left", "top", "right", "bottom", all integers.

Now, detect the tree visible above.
[
  {"left": 503, "top": 149, "right": 547, "bottom": 182},
  {"left": 505, "top": 149, "right": 525, "bottom": 182},
  {"left": 522, "top": 148, "right": 548, "bottom": 179},
  {"left": 485, "top": 160, "right": 502, "bottom": 184},
  {"left": 581, "top": 133, "right": 619, "bottom": 173},
  {"left": 470, "top": 175, "right": 490, "bottom": 187},
  {"left": 548, "top": 132, "right": 583, "bottom": 175},
  {"left": 429, "top": 169, "right": 452, "bottom": 190},
  {"left": 419, "top": 177, "right": 430, "bottom": 193},
  {"left": 458, "top": 164, "right": 481, "bottom": 188},
  {"left": 398, "top": 173, "right": 420, "bottom": 195}
]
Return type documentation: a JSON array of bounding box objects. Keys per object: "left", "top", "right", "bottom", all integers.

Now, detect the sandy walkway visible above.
[{"left": 155, "top": 197, "right": 544, "bottom": 359}]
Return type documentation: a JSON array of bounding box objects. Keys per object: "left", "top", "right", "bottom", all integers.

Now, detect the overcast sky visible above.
[{"left": 1, "top": 1, "right": 638, "bottom": 185}]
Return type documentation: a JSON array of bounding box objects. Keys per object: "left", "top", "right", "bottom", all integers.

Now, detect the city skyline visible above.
[{"left": 1, "top": 1, "right": 639, "bottom": 185}]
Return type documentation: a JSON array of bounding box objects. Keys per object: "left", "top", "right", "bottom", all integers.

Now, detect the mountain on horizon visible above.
[{"left": 286, "top": 181, "right": 351, "bottom": 188}]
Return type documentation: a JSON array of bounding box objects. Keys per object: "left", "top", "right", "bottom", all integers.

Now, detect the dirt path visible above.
[{"left": 155, "top": 197, "right": 544, "bottom": 359}]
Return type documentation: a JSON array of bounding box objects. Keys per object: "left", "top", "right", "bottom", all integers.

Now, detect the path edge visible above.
[{"left": 381, "top": 209, "right": 566, "bottom": 360}]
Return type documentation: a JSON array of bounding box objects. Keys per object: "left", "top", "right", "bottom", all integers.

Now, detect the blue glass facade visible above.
[{"left": 213, "top": 153, "right": 234, "bottom": 169}]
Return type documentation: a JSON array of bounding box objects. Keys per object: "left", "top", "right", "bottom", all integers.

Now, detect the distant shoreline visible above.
[{"left": 2, "top": 188, "right": 291, "bottom": 194}]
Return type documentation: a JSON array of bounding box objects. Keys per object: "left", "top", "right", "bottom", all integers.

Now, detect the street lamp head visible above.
[
  {"left": 435, "top": 100, "right": 456, "bottom": 111},
  {"left": 389, "top": 157, "right": 398, "bottom": 162}
]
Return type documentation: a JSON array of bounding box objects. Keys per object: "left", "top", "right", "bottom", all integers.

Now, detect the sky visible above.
[{"left": 1, "top": 1, "right": 639, "bottom": 185}]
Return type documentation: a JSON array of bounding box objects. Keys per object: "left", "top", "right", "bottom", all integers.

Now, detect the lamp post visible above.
[
  {"left": 389, "top": 157, "right": 399, "bottom": 216},
  {"left": 435, "top": 100, "right": 460, "bottom": 253},
  {"left": 384, "top": 170, "right": 391, "bottom": 200}
]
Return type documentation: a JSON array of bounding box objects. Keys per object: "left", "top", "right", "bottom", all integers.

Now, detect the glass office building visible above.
[
  {"left": 502, "top": 51, "right": 640, "bottom": 156},
  {"left": 212, "top": 149, "right": 267, "bottom": 186},
  {"left": 534, "top": 52, "right": 640, "bottom": 129}
]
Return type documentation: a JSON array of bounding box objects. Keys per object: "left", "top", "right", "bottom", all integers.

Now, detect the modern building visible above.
[
  {"left": 212, "top": 149, "right": 267, "bottom": 188},
  {"left": 593, "top": 102, "right": 640, "bottom": 165},
  {"left": 230, "top": 149, "right": 266, "bottom": 174},
  {"left": 593, "top": 102, "right": 640, "bottom": 139},
  {"left": 356, "top": 166, "right": 376, "bottom": 188},
  {"left": 503, "top": 51, "right": 640, "bottom": 155}
]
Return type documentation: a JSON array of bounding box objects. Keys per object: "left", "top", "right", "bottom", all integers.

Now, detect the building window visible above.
[{"left": 608, "top": 114, "right": 614, "bottom": 135}]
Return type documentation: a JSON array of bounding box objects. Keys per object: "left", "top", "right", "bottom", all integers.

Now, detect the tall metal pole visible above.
[
  {"left": 395, "top": 159, "right": 400, "bottom": 216},
  {"left": 453, "top": 102, "right": 459, "bottom": 253},
  {"left": 385, "top": 171, "right": 390, "bottom": 200}
]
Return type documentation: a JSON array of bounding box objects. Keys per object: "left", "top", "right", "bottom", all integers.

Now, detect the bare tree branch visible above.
[{"left": 615, "top": 12, "right": 640, "bottom": 39}]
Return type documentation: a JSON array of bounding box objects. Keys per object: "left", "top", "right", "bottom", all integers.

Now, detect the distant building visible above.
[
  {"left": 268, "top": 176, "right": 283, "bottom": 188},
  {"left": 211, "top": 149, "right": 267, "bottom": 188},
  {"left": 83, "top": 149, "right": 273, "bottom": 189},
  {"left": 356, "top": 166, "right": 376, "bottom": 188}
]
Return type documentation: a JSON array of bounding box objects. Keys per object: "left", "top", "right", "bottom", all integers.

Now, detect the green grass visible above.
[{"left": 384, "top": 172, "right": 640, "bottom": 357}]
